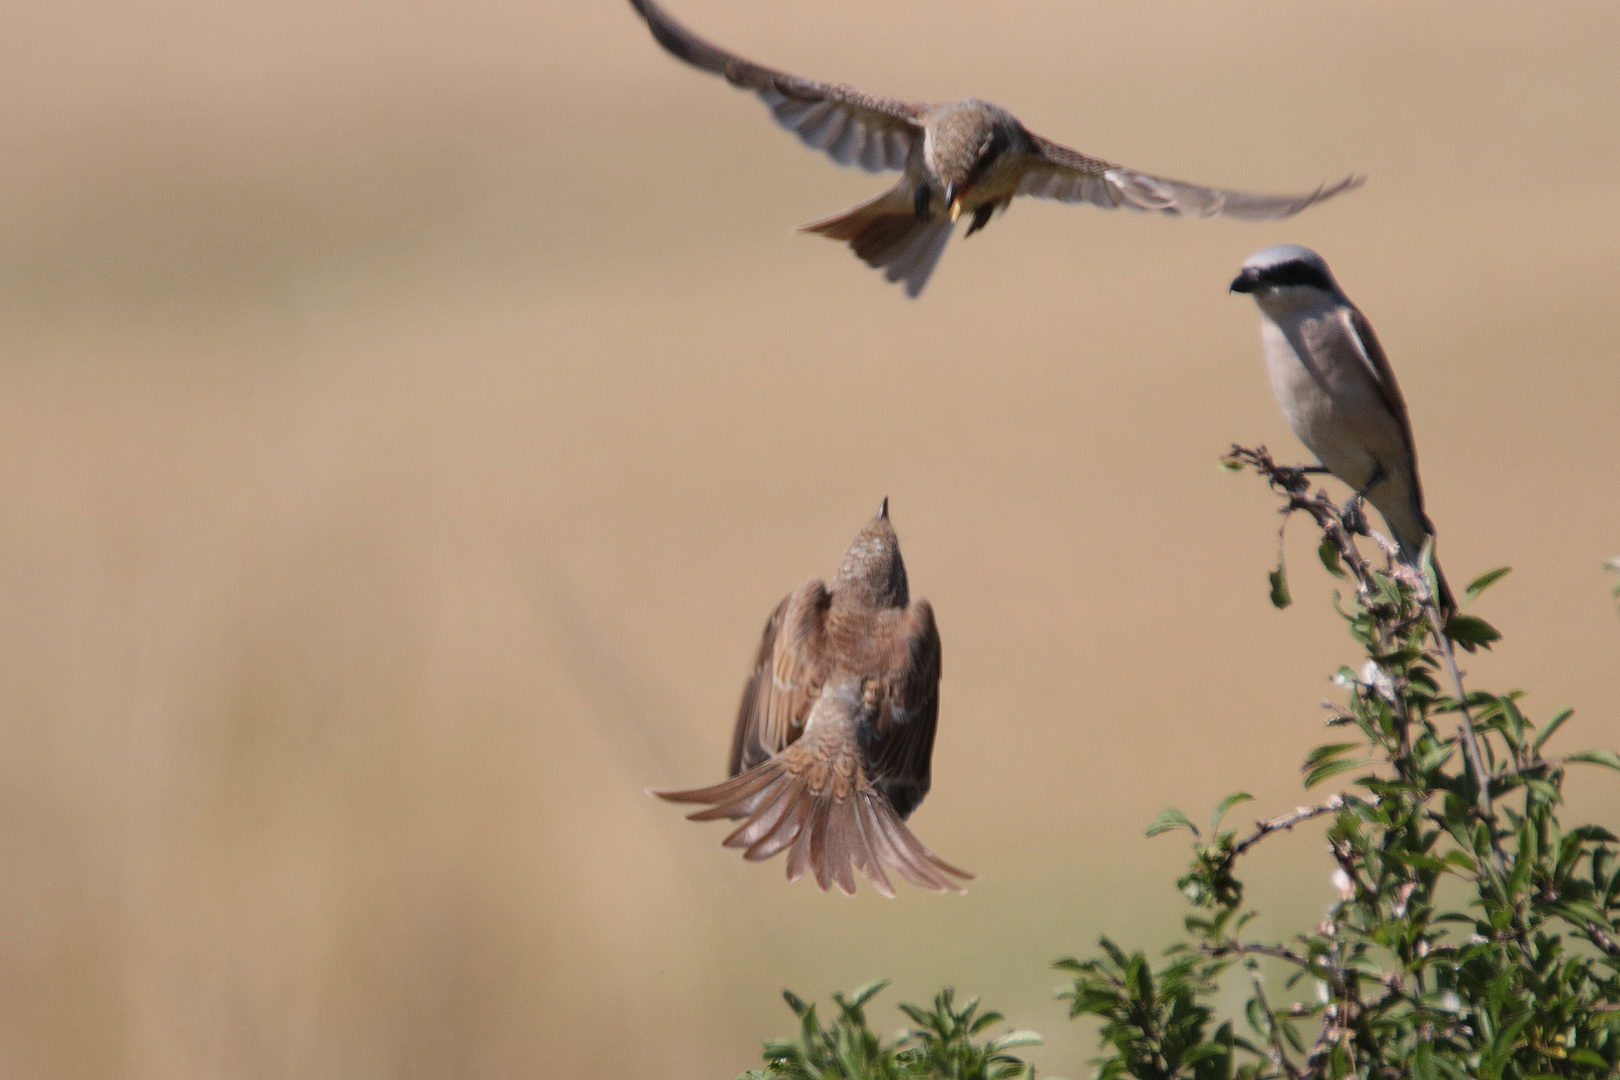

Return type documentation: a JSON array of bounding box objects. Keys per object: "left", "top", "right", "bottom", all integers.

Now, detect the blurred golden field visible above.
[{"left": 1, "top": 1, "right": 1617, "bottom": 1076}]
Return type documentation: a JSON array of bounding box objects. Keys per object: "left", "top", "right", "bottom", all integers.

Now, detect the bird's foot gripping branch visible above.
[{"left": 1058, "top": 447, "right": 1620, "bottom": 1080}]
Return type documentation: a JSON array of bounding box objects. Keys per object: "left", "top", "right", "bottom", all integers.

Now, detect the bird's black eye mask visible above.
[{"left": 1258, "top": 261, "right": 1335, "bottom": 291}]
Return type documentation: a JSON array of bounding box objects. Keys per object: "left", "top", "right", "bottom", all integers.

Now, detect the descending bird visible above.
[
  {"left": 1229, "top": 245, "right": 1459, "bottom": 625},
  {"left": 626, "top": 0, "right": 1361, "bottom": 297},
  {"left": 652, "top": 499, "right": 969, "bottom": 896}
]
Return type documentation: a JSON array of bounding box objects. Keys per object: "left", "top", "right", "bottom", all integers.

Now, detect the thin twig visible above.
[
  {"left": 1251, "top": 973, "right": 1304, "bottom": 1080},
  {"left": 1202, "top": 941, "right": 1318, "bottom": 973},
  {"left": 1229, "top": 444, "right": 1508, "bottom": 875},
  {"left": 1230, "top": 796, "right": 1348, "bottom": 859},
  {"left": 1424, "top": 595, "right": 1509, "bottom": 876},
  {"left": 1585, "top": 922, "right": 1620, "bottom": 959}
]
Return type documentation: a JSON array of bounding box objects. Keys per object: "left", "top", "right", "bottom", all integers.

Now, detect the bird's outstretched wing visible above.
[
  {"left": 1017, "top": 133, "right": 1362, "bottom": 220},
  {"left": 867, "top": 599, "right": 941, "bottom": 819},
  {"left": 629, "top": 0, "right": 925, "bottom": 173},
  {"left": 727, "top": 578, "right": 830, "bottom": 776}
]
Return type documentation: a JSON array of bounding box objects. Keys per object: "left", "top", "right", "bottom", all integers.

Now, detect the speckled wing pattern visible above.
[
  {"left": 727, "top": 578, "right": 830, "bottom": 776},
  {"left": 1017, "top": 133, "right": 1363, "bottom": 220},
  {"left": 629, "top": 0, "right": 925, "bottom": 172}
]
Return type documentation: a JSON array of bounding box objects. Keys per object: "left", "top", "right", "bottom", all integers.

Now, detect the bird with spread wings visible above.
[
  {"left": 653, "top": 500, "right": 968, "bottom": 897},
  {"left": 628, "top": 0, "right": 1361, "bottom": 296}
]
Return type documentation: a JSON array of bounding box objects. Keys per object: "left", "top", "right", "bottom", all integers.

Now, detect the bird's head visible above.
[
  {"left": 833, "top": 497, "right": 910, "bottom": 608},
  {"left": 927, "top": 100, "right": 1024, "bottom": 222},
  {"left": 1229, "top": 245, "right": 1344, "bottom": 308}
]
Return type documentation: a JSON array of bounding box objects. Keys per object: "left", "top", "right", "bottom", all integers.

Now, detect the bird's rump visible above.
[{"left": 654, "top": 684, "right": 969, "bottom": 897}]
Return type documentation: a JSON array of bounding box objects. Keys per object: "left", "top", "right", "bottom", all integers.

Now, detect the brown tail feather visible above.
[
  {"left": 652, "top": 755, "right": 971, "bottom": 897},
  {"left": 722, "top": 783, "right": 794, "bottom": 851},
  {"left": 799, "top": 184, "right": 952, "bottom": 298},
  {"left": 868, "top": 796, "right": 970, "bottom": 892},
  {"left": 849, "top": 804, "right": 895, "bottom": 897}
]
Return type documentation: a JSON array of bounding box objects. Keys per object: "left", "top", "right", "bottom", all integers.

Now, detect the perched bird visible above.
[
  {"left": 1230, "top": 244, "right": 1457, "bottom": 621},
  {"left": 652, "top": 500, "right": 968, "bottom": 896},
  {"left": 627, "top": 0, "right": 1361, "bottom": 297}
]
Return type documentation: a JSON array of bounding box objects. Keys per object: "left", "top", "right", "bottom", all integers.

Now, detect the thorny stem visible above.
[
  {"left": 1230, "top": 796, "right": 1348, "bottom": 860},
  {"left": 1202, "top": 941, "right": 1317, "bottom": 973},
  {"left": 1252, "top": 973, "right": 1304, "bottom": 1080},
  {"left": 1424, "top": 595, "right": 1510, "bottom": 876},
  {"left": 1227, "top": 445, "right": 1508, "bottom": 874}
]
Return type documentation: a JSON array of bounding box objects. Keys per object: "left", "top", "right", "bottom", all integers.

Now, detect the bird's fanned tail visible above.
[
  {"left": 652, "top": 753, "right": 971, "bottom": 897},
  {"left": 799, "top": 187, "right": 952, "bottom": 299}
]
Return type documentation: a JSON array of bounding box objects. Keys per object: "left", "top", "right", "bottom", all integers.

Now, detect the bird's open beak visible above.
[
  {"left": 949, "top": 198, "right": 963, "bottom": 223},
  {"left": 943, "top": 182, "right": 964, "bottom": 222},
  {"left": 1229, "top": 268, "right": 1259, "bottom": 294}
]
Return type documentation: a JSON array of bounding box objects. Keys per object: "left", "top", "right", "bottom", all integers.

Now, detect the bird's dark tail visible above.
[
  {"left": 799, "top": 185, "right": 951, "bottom": 298},
  {"left": 651, "top": 751, "right": 970, "bottom": 897},
  {"left": 1396, "top": 534, "right": 1465, "bottom": 649},
  {"left": 1430, "top": 554, "right": 1458, "bottom": 626}
]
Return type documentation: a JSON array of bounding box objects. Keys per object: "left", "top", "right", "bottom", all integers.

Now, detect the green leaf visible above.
[
  {"left": 1305, "top": 757, "right": 1366, "bottom": 788},
  {"left": 987, "top": 1030, "right": 1043, "bottom": 1052},
  {"left": 1269, "top": 566, "right": 1292, "bottom": 609},
  {"left": 1532, "top": 708, "right": 1574, "bottom": 755},
  {"left": 1567, "top": 749, "right": 1620, "bottom": 772},
  {"left": 1304, "top": 743, "right": 1362, "bottom": 768},
  {"left": 1443, "top": 850, "right": 1479, "bottom": 872},
  {"left": 1445, "top": 613, "right": 1501, "bottom": 650},
  {"left": 1210, "top": 792, "right": 1254, "bottom": 835},
  {"left": 846, "top": 979, "right": 889, "bottom": 1009},
  {"left": 1147, "top": 808, "right": 1200, "bottom": 839},
  {"left": 1465, "top": 566, "right": 1512, "bottom": 601},
  {"left": 1386, "top": 851, "right": 1447, "bottom": 873},
  {"left": 1318, "top": 537, "right": 1345, "bottom": 578}
]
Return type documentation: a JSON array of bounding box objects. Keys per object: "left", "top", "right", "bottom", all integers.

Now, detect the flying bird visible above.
[
  {"left": 1230, "top": 245, "right": 1459, "bottom": 624},
  {"left": 627, "top": 0, "right": 1361, "bottom": 297},
  {"left": 652, "top": 499, "right": 969, "bottom": 896}
]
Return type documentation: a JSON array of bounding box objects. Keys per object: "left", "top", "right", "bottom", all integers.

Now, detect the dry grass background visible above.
[{"left": 0, "top": 0, "right": 1617, "bottom": 1076}]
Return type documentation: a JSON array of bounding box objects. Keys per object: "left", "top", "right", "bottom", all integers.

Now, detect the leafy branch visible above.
[
  {"left": 1059, "top": 446, "right": 1620, "bottom": 1079},
  {"left": 741, "top": 981, "right": 1044, "bottom": 1080},
  {"left": 745, "top": 446, "right": 1619, "bottom": 1080}
]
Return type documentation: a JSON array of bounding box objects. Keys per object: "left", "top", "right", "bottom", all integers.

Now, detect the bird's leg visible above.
[
  {"left": 912, "top": 185, "right": 932, "bottom": 220},
  {"left": 1343, "top": 463, "right": 1386, "bottom": 536},
  {"left": 964, "top": 203, "right": 995, "bottom": 237}
]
